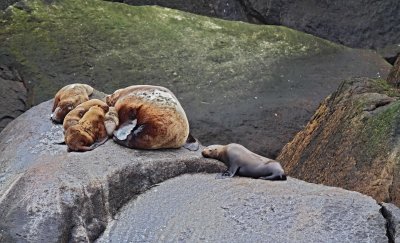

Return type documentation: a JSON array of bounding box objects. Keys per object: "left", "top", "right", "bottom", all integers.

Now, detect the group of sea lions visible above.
[{"left": 51, "top": 83, "right": 286, "bottom": 181}]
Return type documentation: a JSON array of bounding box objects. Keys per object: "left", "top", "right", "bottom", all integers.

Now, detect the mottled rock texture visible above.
[
  {"left": 278, "top": 78, "right": 400, "bottom": 207},
  {"left": 0, "top": 0, "right": 390, "bottom": 158},
  {"left": 97, "top": 174, "right": 388, "bottom": 243},
  {"left": 0, "top": 100, "right": 226, "bottom": 242},
  {"left": 0, "top": 65, "right": 27, "bottom": 132}
]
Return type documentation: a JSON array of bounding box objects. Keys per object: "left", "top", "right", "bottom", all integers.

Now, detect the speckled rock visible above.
[
  {"left": 97, "top": 174, "right": 388, "bottom": 243},
  {"left": 0, "top": 100, "right": 226, "bottom": 242},
  {"left": 278, "top": 77, "right": 400, "bottom": 207}
]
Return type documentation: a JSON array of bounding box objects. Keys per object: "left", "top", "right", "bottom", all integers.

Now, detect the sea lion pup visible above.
[
  {"left": 106, "top": 85, "right": 190, "bottom": 149},
  {"left": 104, "top": 107, "right": 119, "bottom": 137},
  {"left": 64, "top": 106, "right": 108, "bottom": 152},
  {"left": 63, "top": 99, "right": 109, "bottom": 131},
  {"left": 202, "top": 143, "right": 287, "bottom": 180},
  {"left": 51, "top": 83, "right": 94, "bottom": 123}
]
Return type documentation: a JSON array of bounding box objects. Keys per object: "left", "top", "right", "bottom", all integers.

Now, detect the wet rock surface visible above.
[
  {"left": 0, "top": 0, "right": 391, "bottom": 158},
  {"left": 278, "top": 77, "right": 400, "bottom": 207},
  {"left": 0, "top": 100, "right": 226, "bottom": 242},
  {"left": 0, "top": 65, "right": 27, "bottom": 132},
  {"left": 97, "top": 174, "right": 388, "bottom": 243}
]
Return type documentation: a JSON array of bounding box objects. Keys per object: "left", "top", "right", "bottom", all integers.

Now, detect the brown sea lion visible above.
[
  {"left": 104, "top": 107, "right": 119, "bottom": 137},
  {"left": 63, "top": 99, "right": 109, "bottom": 131},
  {"left": 202, "top": 143, "right": 287, "bottom": 180},
  {"left": 64, "top": 106, "right": 108, "bottom": 152},
  {"left": 106, "top": 85, "right": 189, "bottom": 149},
  {"left": 51, "top": 83, "right": 94, "bottom": 123}
]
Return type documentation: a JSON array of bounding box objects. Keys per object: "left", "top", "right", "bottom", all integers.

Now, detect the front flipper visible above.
[
  {"left": 259, "top": 174, "right": 287, "bottom": 181},
  {"left": 183, "top": 133, "right": 199, "bottom": 151},
  {"left": 113, "top": 119, "right": 137, "bottom": 141},
  {"left": 215, "top": 165, "right": 239, "bottom": 179}
]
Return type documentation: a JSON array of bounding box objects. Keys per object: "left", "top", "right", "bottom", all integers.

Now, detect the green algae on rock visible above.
[
  {"left": 278, "top": 77, "right": 400, "bottom": 206},
  {"left": 0, "top": 0, "right": 391, "bottom": 156}
]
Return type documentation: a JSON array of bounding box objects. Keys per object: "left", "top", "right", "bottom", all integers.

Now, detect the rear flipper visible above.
[
  {"left": 67, "top": 137, "right": 108, "bottom": 152},
  {"left": 259, "top": 174, "right": 287, "bottom": 181},
  {"left": 183, "top": 133, "right": 199, "bottom": 151}
]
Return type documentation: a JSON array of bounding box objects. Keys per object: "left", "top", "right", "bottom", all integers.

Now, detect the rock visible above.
[
  {"left": 0, "top": 0, "right": 391, "bottom": 158},
  {"left": 387, "top": 55, "right": 400, "bottom": 87},
  {"left": 277, "top": 77, "right": 400, "bottom": 207},
  {"left": 0, "top": 65, "right": 28, "bottom": 132},
  {"left": 0, "top": 0, "right": 19, "bottom": 10},
  {"left": 0, "top": 100, "right": 226, "bottom": 242},
  {"left": 109, "top": 0, "right": 248, "bottom": 21},
  {"left": 113, "top": 0, "right": 400, "bottom": 50},
  {"left": 381, "top": 203, "right": 400, "bottom": 242},
  {"left": 377, "top": 43, "right": 400, "bottom": 65},
  {"left": 97, "top": 174, "right": 388, "bottom": 242}
]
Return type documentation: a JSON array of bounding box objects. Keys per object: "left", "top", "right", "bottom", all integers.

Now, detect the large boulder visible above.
[
  {"left": 97, "top": 174, "right": 389, "bottom": 242},
  {"left": 0, "top": 100, "right": 226, "bottom": 242},
  {"left": 0, "top": 65, "right": 27, "bottom": 132},
  {"left": 278, "top": 77, "right": 400, "bottom": 207},
  {"left": 112, "top": 0, "right": 400, "bottom": 51},
  {"left": 0, "top": 0, "right": 391, "bottom": 158}
]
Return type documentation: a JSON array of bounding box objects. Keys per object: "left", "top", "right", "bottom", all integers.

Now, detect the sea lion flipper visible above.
[
  {"left": 259, "top": 174, "right": 287, "bottom": 181},
  {"left": 183, "top": 133, "right": 199, "bottom": 151},
  {"left": 113, "top": 119, "right": 137, "bottom": 140},
  {"left": 215, "top": 166, "right": 239, "bottom": 179}
]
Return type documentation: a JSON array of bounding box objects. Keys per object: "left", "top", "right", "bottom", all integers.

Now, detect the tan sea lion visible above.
[
  {"left": 104, "top": 107, "right": 119, "bottom": 137},
  {"left": 63, "top": 99, "right": 109, "bottom": 131},
  {"left": 106, "top": 85, "right": 190, "bottom": 149},
  {"left": 51, "top": 83, "right": 94, "bottom": 123},
  {"left": 202, "top": 143, "right": 287, "bottom": 180},
  {"left": 64, "top": 106, "right": 108, "bottom": 152}
]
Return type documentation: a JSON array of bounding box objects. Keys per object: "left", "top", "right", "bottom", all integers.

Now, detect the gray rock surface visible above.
[
  {"left": 0, "top": 65, "right": 27, "bottom": 132},
  {"left": 381, "top": 203, "right": 400, "bottom": 243},
  {"left": 97, "top": 174, "right": 388, "bottom": 243},
  {"left": 0, "top": 100, "right": 226, "bottom": 242}
]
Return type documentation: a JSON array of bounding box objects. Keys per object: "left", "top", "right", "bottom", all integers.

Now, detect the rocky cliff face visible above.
[
  {"left": 278, "top": 77, "right": 400, "bottom": 207},
  {"left": 388, "top": 55, "right": 400, "bottom": 87},
  {"left": 0, "top": 0, "right": 390, "bottom": 157},
  {"left": 0, "top": 100, "right": 398, "bottom": 242}
]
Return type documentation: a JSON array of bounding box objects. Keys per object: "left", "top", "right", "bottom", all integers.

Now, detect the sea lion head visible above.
[
  {"left": 65, "top": 125, "right": 94, "bottom": 152},
  {"left": 202, "top": 145, "right": 224, "bottom": 159},
  {"left": 51, "top": 100, "right": 75, "bottom": 123}
]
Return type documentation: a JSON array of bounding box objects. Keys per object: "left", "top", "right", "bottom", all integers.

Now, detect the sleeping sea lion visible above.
[
  {"left": 63, "top": 99, "right": 109, "bottom": 131},
  {"left": 64, "top": 106, "right": 108, "bottom": 152},
  {"left": 106, "top": 85, "right": 189, "bottom": 149},
  {"left": 202, "top": 143, "right": 287, "bottom": 180},
  {"left": 51, "top": 83, "right": 94, "bottom": 123}
]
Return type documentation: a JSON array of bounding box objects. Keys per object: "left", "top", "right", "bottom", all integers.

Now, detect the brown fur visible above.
[
  {"left": 64, "top": 106, "right": 108, "bottom": 152},
  {"left": 202, "top": 143, "right": 287, "bottom": 180},
  {"left": 110, "top": 85, "right": 189, "bottom": 149},
  {"left": 51, "top": 83, "right": 94, "bottom": 123},
  {"left": 63, "top": 99, "right": 109, "bottom": 131}
]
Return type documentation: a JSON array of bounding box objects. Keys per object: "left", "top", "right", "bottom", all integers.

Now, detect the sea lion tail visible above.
[{"left": 183, "top": 133, "right": 200, "bottom": 151}]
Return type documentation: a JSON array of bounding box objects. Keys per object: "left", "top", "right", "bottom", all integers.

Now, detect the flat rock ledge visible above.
[{"left": 0, "top": 100, "right": 226, "bottom": 242}]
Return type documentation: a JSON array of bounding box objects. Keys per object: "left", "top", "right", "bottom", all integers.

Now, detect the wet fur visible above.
[
  {"left": 63, "top": 99, "right": 108, "bottom": 131},
  {"left": 64, "top": 106, "right": 108, "bottom": 152},
  {"left": 52, "top": 83, "right": 94, "bottom": 123},
  {"left": 202, "top": 143, "right": 287, "bottom": 180}
]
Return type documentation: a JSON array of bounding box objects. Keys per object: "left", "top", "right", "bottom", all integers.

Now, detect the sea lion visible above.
[
  {"left": 106, "top": 85, "right": 189, "bottom": 149},
  {"left": 104, "top": 107, "right": 119, "bottom": 137},
  {"left": 51, "top": 83, "right": 94, "bottom": 123},
  {"left": 64, "top": 106, "right": 108, "bottom": 152},
  {"left": 63, "top": 99, "right": 109, "bottom": 131},
  {"left": 202, "top": 143, "right": 287, "bottom": 180}
]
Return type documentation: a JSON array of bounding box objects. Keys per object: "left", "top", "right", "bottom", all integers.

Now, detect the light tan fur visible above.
[
  {"left": 63, "top": 99, "right": 109, "bottom": 131},
  {"left": 51, "top": 83, "right": 94, "bottom": 123},
  {"left": 104, "top": 107, "right": 119, "bottom": 137},
  {"left": 64, "top": 106, "right": 108, "bottom": 152},
  {"left": 202, "top": 143, "right": 287, "bottom": 180}
]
